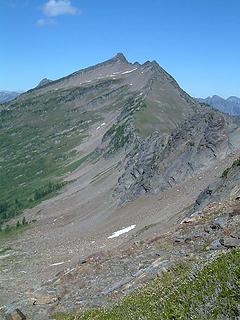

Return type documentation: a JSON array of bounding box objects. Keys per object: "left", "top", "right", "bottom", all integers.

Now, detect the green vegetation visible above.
[
  {"left": 222, "top": 157, "right": 240, "bottom": 178},
  {"left": 133, "top": 99, "right": 164, "bottom": 137},
  {"left": 0, "top": 78, "right": 132, "bottom": 226},
  {"left": 33, "top": 181, "right": 65, "bottom": 201},
  {"left": 66, "top": 154, "right": 91, "bottom": 172},
  {"left": 222, "top": 167, "right": 231, "bottom": 178},
  {"left": 0, "top": 246, "right": 12, "bottom": 255},
  {"left": 133, "top": 96, "right": 188, "bottom": 137},
  {"left": 103, "top": 122, "right": 130, "bottom": 155},
  {"left": 54, "top": 250, "right": 240, "bottom": 320},
  {"left": 103, "top": 123, "right": 118, "bottom": 140},
  {"left": 133, "top": 100, "right": 169, "bottom": 137},
  {"left": 0, "top": 85, "right": 106, "bottom": 225},
  {"left": 110, "top": 123, "right": 129, "bottom": 151},
  {"left": 103, "top": 96, "right": 145, "bottom": 151},
  {"left": 0, "top": 180, "right": 66, "bottom": 226},
  {"left": 0, "top": 217, "right": 33, "bottom": 239},
  {"left": 232, "top": 157, "right": 240, "bottom": 167},
  {"left": 187, "top": 140, "right": 195, "bottom": 147}
]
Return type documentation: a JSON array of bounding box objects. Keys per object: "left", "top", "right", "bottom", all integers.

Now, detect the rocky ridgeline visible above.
[
  {"left": 114, "top": 109, "right": 240, "bottom": 205},
  {"left": 36, "top": 78, "right": 53, "bottom": 88}
]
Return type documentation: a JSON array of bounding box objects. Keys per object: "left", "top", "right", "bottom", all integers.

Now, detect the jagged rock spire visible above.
[{"left": 114, "top": 52, "right": 128, "bottom": 63}]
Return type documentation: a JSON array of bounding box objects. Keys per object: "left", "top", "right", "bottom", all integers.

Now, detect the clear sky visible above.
[{"left": 1, "top": 0, "right": 240, "bottom": 98}]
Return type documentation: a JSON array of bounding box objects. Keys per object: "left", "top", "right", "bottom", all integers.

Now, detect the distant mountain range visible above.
[
  {"left": 0, "top": 90, "right": 23, "bottom": 103},
  {"left": 0, "top": 79, "right": 53, "bottom": 104},
  {"left": 197, "top": 95, "right": 240, "bottom": 116}
]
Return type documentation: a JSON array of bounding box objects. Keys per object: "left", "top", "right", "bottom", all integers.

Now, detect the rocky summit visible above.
[{"left": 0, "top": 54, "right": 240, "bottom": 319}]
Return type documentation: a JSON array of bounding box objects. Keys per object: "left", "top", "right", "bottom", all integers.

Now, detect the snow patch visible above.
[
  {"left": 108, "top": 225, "right": 136, "bottom": 239},
  {"left": 121, "top": 68, "right": 138, "bottom": 75},
  {"left": 96, "top": 123, "right": 105, "bottom": 130},
  {"left": 50, "top": 262, "right": 65, "bottom": 267},
  {"left": 64, "top": 268, "right": 75, "bottom": 276}
]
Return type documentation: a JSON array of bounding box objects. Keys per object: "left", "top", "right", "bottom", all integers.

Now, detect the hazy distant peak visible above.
[
  {"left": 0, "top": 90, "right": 22, "bottom": 103},
  {"left": 227, "top": 96, "right": 240, "bottom": 103},
  {"left": 197, "top": 95, "right": 240, "bottom": 115}
]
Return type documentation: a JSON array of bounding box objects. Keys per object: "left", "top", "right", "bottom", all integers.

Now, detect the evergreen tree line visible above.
[{"left": 0, "top": 181, "right": 64, "bottom": 226}]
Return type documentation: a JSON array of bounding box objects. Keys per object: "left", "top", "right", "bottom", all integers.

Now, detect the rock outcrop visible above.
[
  {"left": 36, "top": 78, "right": 52, "bottom": 88},
  {"left": 190, "top": 157, "right": 240, "bottom": 214},
  {"left": 114, "top": 110, "right": 240, "bottom": 204}
]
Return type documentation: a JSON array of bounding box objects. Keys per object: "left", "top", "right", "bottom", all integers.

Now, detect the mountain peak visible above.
[
  {"left": 227, "top": 96, "right": 240, "bottom": 102},
  {"left": 37, "top": 78, "right": 52, "bottom": 88},
  {"left": 212, "top": 95, "right": 223, "bottom": 100},
  {"left": 114, "top": 52, "right": 128, "bottom": 63}
]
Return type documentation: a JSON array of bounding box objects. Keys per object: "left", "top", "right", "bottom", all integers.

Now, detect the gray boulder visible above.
[
  {"left": 223, "top": 237, "right": 240, "bottom": 248},
  {"left": 208, "top": 239, "right": 224, "bottom": 250}
]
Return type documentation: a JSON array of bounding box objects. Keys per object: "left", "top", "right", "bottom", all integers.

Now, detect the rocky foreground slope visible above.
[
  {"left": 1, "top": 157, "right": 240, "bottom": 319},
  {"left": 0, "top": 54, "right": 240, "bottom": 319}
]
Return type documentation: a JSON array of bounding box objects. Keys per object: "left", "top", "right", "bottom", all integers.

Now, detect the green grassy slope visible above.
[
  {"left": 133, "top": 76, "right": 196, "bottom": 138},
  {"left": 0, "top": 81, "right": 126, "bottom": 226},
  {"left": 55, "top": 249, "right": 240, "bottom": 320}
]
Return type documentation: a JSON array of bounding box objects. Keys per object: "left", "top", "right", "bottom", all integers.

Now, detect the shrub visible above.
[
  {"left": 222, "top": 167, "right": 230, "bottom": 178},
  {"left": 0, "top": 201, "right": 8, "bottom": 214},
  {"left": 222, "top": 157, "right": 240, "bottom": 178},
  {"left": 33, "top": 181, "right": 64, "bottom": 201}
]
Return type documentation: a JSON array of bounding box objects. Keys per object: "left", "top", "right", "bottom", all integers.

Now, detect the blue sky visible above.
[{"left": 1, "top": 0, "right": 240, "bottom": 98}]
